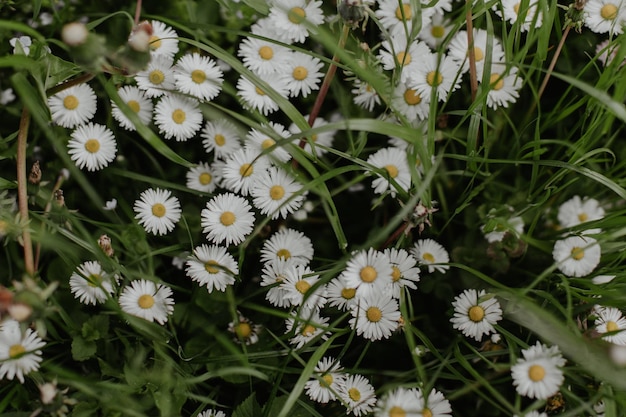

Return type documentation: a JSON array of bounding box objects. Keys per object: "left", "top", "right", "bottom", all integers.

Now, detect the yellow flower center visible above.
[
  {"left": 220, "top": 211, "right": 236, "bottom": 226},
  {"left": 270, "top": 185, "right": 285, "bottom": 200},
  {"left": 191, "top": 69, "right": 206, "bottom": 84},
  {"left": 151, "top": 203, "right": 166, "bottom": 218},
  {"left": 295, "top": 280, "right": 311, "bottom": 294},
  {"left": 128, "top": 100, "right": 140, "bottom": 113},
  {"left": 395, "top": 4, "right": 413, "bottom": 20},
  {"left": 396, "top": 51, "right": 412, "bottom": 66},
  {"left": 528, "top": 364, "right": 545, "bottom": 382},
  {"left": 172, "top": 109, "right": 186, "bottom": 124},
  {"left": 199, "top": 172, "right": 212, "bottom": 185},
  {"left": 293, "top": 66, "right": 308, "bottom": 81},
  {"left": 149, "top": 69, "right": 165, "bottom": 85},
  {"left": 490, "top": 73, "right": 504, "bottom": 90},
  {"left": 239, "top": 163, "right": 253, "bottom": 177},
  {"left": 601, "top": 3, "right": 618, "bottom": 19},
  {"left": 311, "top": 134, "right": 318, "bottom": 142},
  {"left": 214, "top": 134, "right": 226, "bottom": 146},
  {"left": 259, "top": 45, "right": 274, "bottom": 60},
  {"left": 149, "top": 35, "right": 162, "bottom": 50},
  {"left": 389, "top": 406, "right": 407, "bottom": 417},
  {"left": 578, "top": 212, "right": 588, "bottom": 222},
  {"left": 384, "top": 164, "right": 399, "bottom": 178},
  {"left": 571, "top": 247, "right": 584, "bottom": 261},
  {"left": 366, "top": 306, "right": 383, "bottom": 322},
  {"left": 63, "top": 95, "right": 79, "bottom": 110},
  {"left": 404, "top": 88, "right": 422, "bottom": 105},
  {"left": 321, "top": 374, "right": 333, "bottom": 387},
  {"left": 235, "top": 322, "right": 252, "bottom": 338},
  {"left": 427, "top": 71, "right": 443, "bottom": 87},
  {"left": 607, "top": 320, "right": 619, "bottom": 332},
  {"left": 431, "top": 25, "right": 445, "bottom": 38},
  {"left": 261, "top": 138, "right": 275, "bottom": 149},
  {"left": 255, "top": 86, "right": 265, "bottom": 96},
  {"left": 276, "top": 248, "right": 291, "bottom": 259},
  {"left": 341, "top": 288, "right": 356, "bottom": 299},
  {"left": 422, "top": 408, "right": 433, "bottom": 417},
  {"left": 84, "top": 139, "right": 100, "bottom": 154},
  {"left": 391, "top": 266, "right": 402, "bottom": 282},
  {"left": 513, "top": 3, "right": 520, "bottom": 14},
  {"left": 471, "top": 46, "right": 484, "bottom": 62},
  {"left": 468, "top": 305, "right": 485, "bottom": 322},
  {"left": 360, "top": 266, "right": 378, "bottom": 283},
  {"left": 302, "top": 324, "right": 316, "bottom": 336},
  {"left": 288, "top": 7, "right": 306, "bottom": 24},
  {"left": 422, "top": 252, "right": 435, "bottom": 263},
  {"left": 9, "top": 344, "right": 25, "bottom": 359},
  {"left": 348, "top": 388, "right": 361, "bottom": 402},
  {"left": 205, "top": 260, "right": 220, "bottom": 274},
  {"left": 138, "top": 294, "right": 155, "bottom": 309},
  {"left": 86, "top": 273, "right": 102, "bottom": 288}
]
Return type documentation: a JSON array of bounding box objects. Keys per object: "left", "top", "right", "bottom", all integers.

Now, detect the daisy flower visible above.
[
  {"left": 450, "top": 289, "right": 502, "bottom": 341},
  {"left": 221, "top": 147, "right": 270, "bottom": 196},
  {"left": 285, "top": 308, "right": 330, "bottom": 349},
  {"left": 481, "top": 215, "right": 525, "bottom": 243},
  {"left": 268, "top": 0, "right": 325, "bottom": 43},
  {"left": 447, "top": 29, "right": 505, "bottom": 76},
  {"left": 557, "top": 195, "right": 605, "bottom": 233},
  {"left": 174, "top": 52, "right": 223, "bottom": 102},
  {"left": 350, "top": 292, "right": 401, "bottom": 341},
  {"left": 236, "top": 73, "right": 289, "bottom": 116},
  {"left": 378, "top": 37, "right": 431, "bottom": 84},
  {"left": 305, "top": 357, "right": 347, "bottom": 404},
  {"left": 154, "top": 94, "right": 203, "bottom": 141},
  {"left": 419, "top": 12, "right": 454, "bottom": 49},
  {"left": 584, "top": 0, "right": 626, "bottom": 33},
  {"left": 198, "top": 410, "right": 227, "bottom": 417},
  {"left": 596, "top": 39, "right": 623, "bottom": 66},
  {"left": 280, "top": 265, "right": 327, "bottom": 310},
  {"left": 201, "top": 119, "right": 242, "bottom": 160},
  {"left": 408, "top": 52, "right": 462, "bottom": 102},
  {"left": 135, "top": 55, "right": 176, "bottom": 98},
  {"left": 339, "top": 374, "right": 377, "bottom": 417},
  {"left": 594, "top": 306, "right": 626, "bottom": 345},
  {"left": 375, "top": 0, "right": 436, "bottom": 38},
  {"left": 279, "top": 52, "right": 324, "bottom": 98},
  {"left": 238, "top": 36, "right": 292, "bottom": 75},
  {"left": 410, "top": 239, "right": 450, "bottom": 273},
  {"left": 67, "top": 123, "right": 117, "bottom": 171},
  {"left": 340, "top": 248, "right": 394, "bottom": 300},
  {"left": 0, "top": 319, "right": 46, "bottom": 383},
  {"left": 111, "top": 85, "right": 153, "bottom": 131},
  {"left": 483, "top": 63, "right": 523, "bottom": 109},
  {"left": 47, "top": 83, "right": 97, "bottom": 128},
  {"left": 391, "top": 81, "right": 431, "bottom": 122},
  {"left": 326, "top": 276, "right": 359, "bottom": 311},
  {"left": 186, "top": 244, "right": 238, "bottom": 293},
  {"left": 69, "top": 260, "right": 116, "bottom": 305},
  {"left": 201, "top": 192, "right": 255, "bottom": 246},
  {"left": 228, "top": 312, "right": 262, "bottom": 345},
  {"left": 351, "top": 78, "right": 381, "bottom": 112},
  {"left": 186, "top": 162, "right": 219, "bottom": 193},
  {"left": 414, "top": 388, "right": 453, "bottom": 417},
  {"left": 260, "top": 228, "right": 314, "bottom": 267},
  {"left": 367, "top": 147, "right": 411, "bottom": 197},
  {"left": 510, "top": 342, "right": 566, "bottom": 399},
  {"left": 288, "top": 116, "right": 336, "bottom": 157},
  {"left": 119, "top": 279, "right": 174, "bottom": 325},
  {"left": 375, "top": 387, "right": 421, "bottom": 417},
  {"left": 149, "top": 20, "right": 179, "bottom": 58},
  {"left": 251, "top": 167, "right": 306, "bottom": 219},
  {"left": 245, "top": 122, "right": 293, "bottom": 163},
  {"left": 133, "top": 188, "right": 182, "bottom": 236},
  {"left": 497, "top": 0, "right": 544, "bottom": 31},
  {"left": 383, "top": 248, "right": 420, "bottom": 298},
  {"left": 515, "top": 412, "right": 548, "bottom": 417},
  {"left": 260, "top": 258, "right": 297, "bottom": 308},
  {"left": 552, "top": 235, "right": 601, "bottom": 277},
  {"left": 251, "top": 17, "right": 295, "bottom": 45}
]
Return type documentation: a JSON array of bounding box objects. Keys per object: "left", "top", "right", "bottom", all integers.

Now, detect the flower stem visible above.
[
  {"left": 466, "top": 1, "right": 478, "bottom": 102},
  {"left": 538, "top": 25, "right": 571, "bottom": 100},
  {"left": 17, "top": 107, "right": 34, "bottom": 277},
  {"left": 34, "top": 172, "right": 67, "bottom": 271},
  {"left": 134, "top": 0, "right": 143, "bottom": 25}
]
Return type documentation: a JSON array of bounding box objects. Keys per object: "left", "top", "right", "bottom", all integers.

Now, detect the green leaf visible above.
[
  {"left": 72, "top": 335, "right": 97, "bottom": 361},
  {"left": 81, "top": 315, "right": 110, "bottom": 342},
  {"left": 266, "top": 396, "right": 310, "bottom": 417},
  {"left": 232, "top": 392, "right": 262, "bottom": 417},
  {"left": 0, "top": 178, "right": 17, "bottom": 190}
]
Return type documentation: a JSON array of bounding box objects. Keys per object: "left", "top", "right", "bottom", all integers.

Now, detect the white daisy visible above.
[
  {"left": 383, "top": 248, "right": 420, "bottom": 298},
  {"left": 67, "top": 123, "right": 117, "bottom": 171},
  {"left": 375, "top": 387, "right": 421, "bottom": 417},
  {"left": 594, "top": 306, "right": 626, "bottom": 345},
  {"left": 481, "top": 215, "right": 525, "bottom": 243},
  {"left": 260, "top": 258, "right": 297, "bottom": 308},
  {"left": 251, "top": 17, "right": 294, "bottom": 45},
  {"left": 592, "top": 274, "right": 616, "bottom": 284},
  {"left": 339, "top": 374, "right": 377, "bottom": 417},
  {"left": 391, "top": 81, "right": 431, "bottom": 122},
  {"left": 186, "top": 161, "right": 219, "bottom": 193},
  {"left": 245, "top": 122, "right": 293, "bottom": 163},
  {"left": 251, "top": 167, "right": 306, "bottom": 219},
  {"left": 378, "top": 37, "right": 431, "bottom": 84},
  {"left": 47, "top": 83, "right": 97, "bottom": 128},
  {"left": 279, "top": 52, "right": 324, "bottom": 98},
  {"left": 221, "top": 147, "right": 270, "bottom": 196},
  {"left": 419, "top": 12, "right": 454, "bottom": 49},
  {"left": 238, "top": 36, "right": 292, "bottom": 75},
  {"left": 288, "top": 116, "right": 336, "bottom": 157},
  {"left": 236, "top": 73, "right": 289, "bottom": 116},
  {"left": 111, "top": 85, "right": 153, "bottom": 131},
  {"left": 201, "top": 119, "right": 242, "bottom": 160},
  {"left": 350, "top": 292, "right": 400, "bottom": 341},
  {"left": 596, "top": 39, "right": 623, "bottom": 66},
  {"left": 133, "top": 188, "right": 182, "bottom": 236},
  {"left": 497, "top": 0, "right": 544, "bottom": 31},
  {"left": 280, "top": 265, "right": 327, "bottom": 310},
  {"left": 0, "top": 319, "right": 46, "bottom": 383},
  {"left": 198, "top": 410, "right": 226, "bottom": 417},
  {"left": 304, "top": 357, "right": 347, "bottom": 404},
  {"left": 515, "top": 411, "right": 548, "bottom": 417},
  {"left": 201, "top": 192, "right": 255, "bottom": 246},
  {"left": 285, "top": 308, "right": 330, "bottom": 349},
  {"left": 410, "top": 239, "right": 450, "bottom": 273},
  {"left": 408, "top": 52, "right": 462, "bottom": 102},
  {"left": 552, "top": 235, "right": 601, "bottom": 277},
  {"left": 69, "top": 260, "right": 116, "bottom": 305},
  {"left": 375, "top": 0, "right": 436, "bottom": 38},
  {"left": 268, "top": 0, "right": 325, "bottom": 43},
  {"left": 260, "top": 228, "right": 314, "bottom": 267},
  {"left": 351, "top": 78, "right": 381, "bottom": 112},
  {"left": 185, "top": 244, "right": 238, "bottom": 293},
  {"left": 584, "top": 0, "right": 626, "bottom": 33},
  {"left": 483, "top": 63, "right": 523, "bottom": 110},
  {"left": 557, "top": 195, "right": 605, "bottom": 233},
  {"left": 367, "top": 146, "right": 411, "bottom": 197},
  {"left": 228, "top": 312, "right": 262, "bottom": 345},
  {"left": 510, "top": 342, "right": 566, "bottom": 399},
  {"left": 135, "top": 55, "right": 176, "bottom": 98},
  {"left": 447, "top": 29, "right": 505, "bottom": 77},
  {"left": 414, "top": 388, "right": 453, "bottom": 417},
  {"left": 340, "top": 248, "right": 394, "bottom": 299},
  {"left": 154, "top": 94, "right": 203, "bottom": 141},
  {"left": 326, "top": 276, "right": 359, "bottom": 311},
  {"left": 149, "top": 20, "right": 179, "bottom": 58},
  {"left": 174, "top": 52, "right": 223, "bottom": 102},
  {"left": 450, "top": 289, "right": 502, "bottom": 341},
  {"left": 119, "top": 279, "right": 174, "bottom": 325}
]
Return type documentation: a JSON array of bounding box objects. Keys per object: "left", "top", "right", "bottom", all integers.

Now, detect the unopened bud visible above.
[
  {"left": 62, "top": 22, "right": 89, "bottom": 47},
  {"left": 8, "top": 303, "right": 32, "bottom": 322},
  {"left": 39, "top": 381, "right": 58, "bottom": 405},
  {"left": 29, "top": 160, "right": 42, "bottom": 184},
  {"left": 128, "top": 23, "right": 152, "bottom": 52},
  {"left": 98, "top": 234, "right": 114, "bottom": 257},
  {"left": 610, "top": 344, "right": 626, "bottom": 366},
  {"left": 54, "top": 189, "right": 64, "bottom": 207}
]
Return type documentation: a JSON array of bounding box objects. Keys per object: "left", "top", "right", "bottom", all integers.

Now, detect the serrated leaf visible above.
[
  {"left": 71, "top": 335, "right": 97, "bottom": 361},
  {"left": 232, "top": 392, "right": 262, "bottom": 417}
]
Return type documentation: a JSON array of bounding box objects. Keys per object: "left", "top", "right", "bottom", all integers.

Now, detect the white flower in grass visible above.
[
  {"left": 69, "top": 261, "right": 116, "bottom": 305},
  {"left": 327, "top": 276, "right": 359, "bottom": 311},
  {"left": 375, "top": 0, "right": 436, "bottom": 38},
  {"left": 198, "top": 410, "right": 227, "bottom": 417},
  {"left": 201, "top": 119, "right": 242, "bottom": 160},
  {"left": 68, "top": 123, "right": 117, "bottom": 171},
  {"left": 594, "top": 306, "right": 626, "bottom": 345},
  {"left": 352, "top": 78, "right": 381, "bottom": 112},
  {"left": 186, "top": 162, "right": 219, "bottom": 193},
  {"left": 186, "top": 244, "right": 238, "bottom": 293},
  {"left": 133, "top": 188, "right": 182, "bottom": 236},
  {"left": 201, "top": 192, "right": 255, "bottom": 246},
  {"left": 350, "top": 292, "right": 401, "bottom": 341},
  {"left": 481, "top": 215, "right": 525, "bottom": 243},
  {"left": 592, "top": 274, "right": 615, "bottom": 284},
  {"left": 378, "top": 37, "right": 431, "bottom": 84},
  {"left": 305, "top": 357, "right": 346, "bottom": 404},
  {"left": 154, "top": 94, "right": 203, "bottom": 141},
  {"left": 251, "top": 167, "right": 306, "bottom": 219},
  {"left": 339, "top": 374, "right": 377, "bottom": 417},
  {"left": 10, "top": 36, "right": 31, "bottom": 55},
  {"left": 552, "top": 235, "right": 601, "bottom": 277},
  {"left": 236, "top": 74, "right": 289, "bottom": 116},
  {"left": 135, "top": 55, "right": 176, "bottom": 98},
  {"left": 279, "top": 52, "right": 324, "bottom": 98},
  {"left": 596, "top": 39, "right": 623, "bottom": 66},
  {"left": 251, "top": 17, "right": 294, "bottom": 45},
  {"left": 408, "top": 52, "right": 462, "bottom": 102},
  {"left": 0, "top": 319, "right": 45, "bottom": 383},
  {"left": 288, "top": 116, "right": 336, "bottom": 157},
  {"left": 515, "top": 412, "right": 548, "bottom": 417},
  {"left": 228, "top": 312, "right": 262, "bottom": 345},
  {"left": 419, "top": 12, "right": 454, "bottom": 49},
  {"left": 104, "top": 198, "right": 117, "bottom": 211},
  {"left": 174, "top": 52, "right": 223, "bottom": 102},
  {"left": 260, "top": 228, "right": 314, "bottom": 267},
  {"left": 0, "top": 88, "right": 15, "bottom": 105},
  {"left": 497, "top": 0, "right": 544, "bottom": 31},
  {"left": 414, "top": 388, "right": 452, "bottom": 417},
  {"left": 148, "top": 20, "right": 179, "bottom": 58},
  {"left": 221, "top": 147, "right": 270, "bottom": 196},
  {"left": 375, "top": 387, "right": 422, "bottom": 417},
  {"left": 268, "top": 0, "right": 325, "bottom": 43},
  {"left": 450, "top": 289, "right": 502, "bottom": 341},
  {"left": 238, "top": 36, "right": 292, "bottom": 75},
  {"left": 260, "top": 258, "right": 297, "bottom": 308},
  {"left": 483, "top": 63, "right": 523, "bottom": 110},
  {"left": 119, "top": 280, "right": 174, "bottom": 325},
  {"left": 280, "top": 265, "right": 327, "bottom": 310},
  {"left": 367, "top": 147, "right": 411, "bottom": 197},
  {"left": 340, "top": 248, "right": 394, "bottom": 300},
  {"left": 246, "top": 122, "right": 293, "bottom": 163},
  {"left": 410, "top": 239, "right": 450, "bottom": 274},
  {"left": 285, "top": 308, "right": 330, "bottom": 349},
  {"left": 47, "top": 83, "right": 97, "bottom": 128},
  {"left": 447, "top": 29, "right": 505, "bottom": 77},
  {"left": 391, "top": 81, "right": 431, "bottom": 122},
  {"left": 584, "top": 0, "right": 626, "bottom": 33},
  {"left": 557, "top": 195, "right": 605, "bottom": 233},
  {"left": 511, "top": 342, "right": 566, "bottom": 399},
  {"left": 111, "top": 85, "right": 153, "bottom": 131},
  {"left": 383, "top": 248, "right": 420, "bottom": 298}
]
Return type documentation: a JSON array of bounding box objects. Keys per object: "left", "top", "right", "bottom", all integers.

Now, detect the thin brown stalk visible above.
[
  {"left": 134, "top": 0, "right": 143, "bottom": 25},
  {"left": 466, "top": 1, "right": 478, "bottom": 102},
  {"left": 33, "top": 173, "right": 67, "bottom": 271},
  {"left": 17, "top": 107, "right": 34, "bottom": 277},
  {"left": 46, "top": 72, "right": 95, "bottom": 97},
  {"left": 538, "top": 25, "right": 571, "bottom": 99}
]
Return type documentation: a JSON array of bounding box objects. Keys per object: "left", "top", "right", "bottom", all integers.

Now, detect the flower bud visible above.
[{"left": 61, "top": 22, "right": 89, "bottom": 47}]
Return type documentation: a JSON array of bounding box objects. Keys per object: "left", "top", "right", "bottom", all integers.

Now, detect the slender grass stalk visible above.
[
  {"left": 16, "top": 107, "right": 34, "bottom": 277},
  {"left": 466, "top": 0, "right": 478, "bottom": 102},
  {"left": 34, "top": 172, "right": 67, "bottom": 271},
  {"left": 538, "top": 25, "right": 571, "bottom": 99}
]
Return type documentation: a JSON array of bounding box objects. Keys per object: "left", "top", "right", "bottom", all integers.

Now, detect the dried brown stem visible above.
[
  {"left": 466, "top": 2, "right": 478, "bottom": 102},
  {"left": 134, "top": 0, "right": 143, "bottom": 25},
  {"left": 17, "top": 107, "right": 34, "bottom": 277}
]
